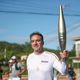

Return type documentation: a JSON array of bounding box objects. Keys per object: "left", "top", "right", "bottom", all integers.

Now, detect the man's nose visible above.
[{"left": 33, "top": 41, "right": 37, "bottom": 44}]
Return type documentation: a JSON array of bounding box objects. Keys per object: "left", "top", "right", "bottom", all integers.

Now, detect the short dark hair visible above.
[{"left": 30, "top": 32, "right": 44, "bottom": 43}]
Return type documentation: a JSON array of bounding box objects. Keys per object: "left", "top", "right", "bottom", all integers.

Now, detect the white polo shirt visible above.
[
  {"left": 27, "top": 51, "right": 67, "bottom": 80},
  {"left": 9, "top": 62, "right": 22, "bottom": 78}
]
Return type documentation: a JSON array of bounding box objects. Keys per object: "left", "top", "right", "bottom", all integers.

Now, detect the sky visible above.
[{"left": 0, "top": 0, "right": 80, "bottom": 51}]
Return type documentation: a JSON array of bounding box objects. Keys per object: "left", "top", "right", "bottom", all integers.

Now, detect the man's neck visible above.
[{"left": 34, "top": 49, "right": 44, "bottom": 55}]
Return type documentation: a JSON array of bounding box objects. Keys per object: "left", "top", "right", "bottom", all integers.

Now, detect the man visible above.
[
  {"left": 27, "top": 32, "right": 68, "bottom": 80},
  {"left": 8, "top": 56, "right": 25, "bottom": 80}
]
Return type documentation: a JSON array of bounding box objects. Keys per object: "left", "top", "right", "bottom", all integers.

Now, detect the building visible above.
[
  {"left": 73, "top": 37, "right": 80, "bottom": 80},
  {"left": 73, "top": 37, "right": 80, "bottom": 57}
]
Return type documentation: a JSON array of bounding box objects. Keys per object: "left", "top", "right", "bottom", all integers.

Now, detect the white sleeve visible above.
[{"left": 53, "top": 57, "right": 67, "bottom": 75}]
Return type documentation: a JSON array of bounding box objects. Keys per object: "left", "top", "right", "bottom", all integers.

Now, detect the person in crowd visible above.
[
  {"left": 0, "top": 65, "right": 3, "bottom": 80},
  {"left": 8, "top": 56, "right": 25, "bottom": 80},
  {"left": 67, "top": 64, "right": 76, "bottom": 80}
]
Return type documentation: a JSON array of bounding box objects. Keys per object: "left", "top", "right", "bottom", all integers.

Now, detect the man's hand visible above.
[
  {"left": 60, "top": 50, "right": 69, "bottom": 61},
  {"left": 17, "top": 72, "right": 21, "bottom": 78}
]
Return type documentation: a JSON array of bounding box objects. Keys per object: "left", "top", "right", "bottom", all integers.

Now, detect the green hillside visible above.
[{"left": 0, "top": 41, "right": 76, "bottom": 63}]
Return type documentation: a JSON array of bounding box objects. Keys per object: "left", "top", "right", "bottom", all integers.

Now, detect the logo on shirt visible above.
[{"left": 41, "top": 60, "right": 48, "bottom": 63}]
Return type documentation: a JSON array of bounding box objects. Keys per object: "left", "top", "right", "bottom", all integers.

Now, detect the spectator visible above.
[
  {"left": 67, "top": 64, "right": 76, "bottom": 80},
  {"left": 0, "top": 65, "right": 3, "bottom": 80},
  {"left": 8, "top": 56, "right": 25, "bottom": 80}
]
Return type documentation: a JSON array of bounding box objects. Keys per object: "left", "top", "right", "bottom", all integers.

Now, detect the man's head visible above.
[
  {"left": 9, "top": 59, "right": 13, "bottom": 66},
  {"left": 9, "top": 59, "right": 13, "bottom": 63},
  {"left": 30, "top": 32, "right": 44, "bottom": 53},
  {"left": 11, "top": 56, "right": 17, "bottom": 63}
]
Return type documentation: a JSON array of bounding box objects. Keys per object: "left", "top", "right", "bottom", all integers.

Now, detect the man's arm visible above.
[
  {"left": 53, "top": 50, "right": 69, "bottom": 75},
  {"left": 17, "top": 67, "right": 27, "bottom": 76},
  {"left": 17, "top": 63, "right": 27, "bottom": 77}
]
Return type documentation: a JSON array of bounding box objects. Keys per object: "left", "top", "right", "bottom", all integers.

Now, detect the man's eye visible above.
[
  {"left": 31, "top": 40, "right": 34, "bottom": 43},
  {"left": 37, "top": 40, "right": 41, "bottom": 42},
  {"left": 31, "top": 40, "right": 41, "bottom": 43}
]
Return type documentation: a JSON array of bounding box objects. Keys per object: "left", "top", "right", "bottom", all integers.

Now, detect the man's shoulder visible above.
[
  {"left": 27, "top": 53, "right": 34, "bottom": 58},
  {"left": 44, "top": 51, "right": 59, "bottom": 60},
  {"left": 44, "top": 51, "right": 56, "bottom": 56},
  {"left": 17, "top": 62, "right": 21, "bottom": 66}
]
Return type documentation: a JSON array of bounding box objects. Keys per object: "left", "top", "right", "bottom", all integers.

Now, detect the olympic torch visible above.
[{"left": 58, "top": 5, "right": 66, "bottom": 52}]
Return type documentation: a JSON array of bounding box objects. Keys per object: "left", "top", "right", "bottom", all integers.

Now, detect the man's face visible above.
[
  {"left": 12, "top": 59, "right": 16, "bottom": 63},
  {"left": 31, "top": 35, "right": 44, "bottom": 52}
]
